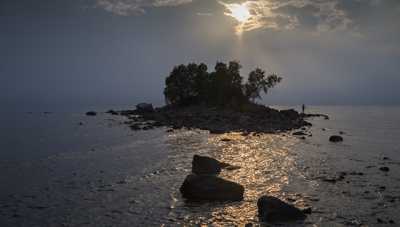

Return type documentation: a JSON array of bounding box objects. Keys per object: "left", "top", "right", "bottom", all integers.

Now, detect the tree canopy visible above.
[{"left": 164, "top": 61, "right": 282, "bottom": 107}]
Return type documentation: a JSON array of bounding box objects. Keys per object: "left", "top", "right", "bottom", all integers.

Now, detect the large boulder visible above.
[
  {"left": 257, "top": 196, "right": 306, "bottom": 222},
  {"left": 180, "top": 174, "right": 244, "bottom": 201},
  {"left": 136, "top": 103, "right": 154, "bottom": 113},
  {"left": 192, "top": 155, "right": 223, "bottom": 175},
  {"left": 329, "top": 135, "right": 343, "bottom": 142}
]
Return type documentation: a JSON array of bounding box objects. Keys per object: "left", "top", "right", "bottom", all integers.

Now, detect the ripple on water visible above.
[{"left": 165, "top": 131, "right": 307, "bottom": 226}]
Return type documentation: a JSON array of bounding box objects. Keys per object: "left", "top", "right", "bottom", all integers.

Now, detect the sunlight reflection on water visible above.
[{"left": 167, "top": 131, "right": 304, "bottom": 226}]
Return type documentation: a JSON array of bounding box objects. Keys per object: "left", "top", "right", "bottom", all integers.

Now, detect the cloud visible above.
[
  {"left": 197, "top": 12, "right": 213, "bottom": 16},
  {"left": 95, "top": 0, "right": 193, "bottom": 16},
  {"left": 220, "top": 0, "right": 356, "bottom": 34}
]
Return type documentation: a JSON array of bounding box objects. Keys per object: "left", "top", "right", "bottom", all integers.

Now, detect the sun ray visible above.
[{"left": 224, "top": 3, "right": 251, "bottom": 23}]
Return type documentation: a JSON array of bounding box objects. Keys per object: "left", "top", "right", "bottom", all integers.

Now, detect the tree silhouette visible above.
[
  {"left": 244, "top": 69, "right": 282, "bottom": 101},
  {"left": 164, "top": 61, "right": 282, "bottom": 107}
]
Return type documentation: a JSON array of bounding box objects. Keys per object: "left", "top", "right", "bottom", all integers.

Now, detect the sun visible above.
[{"left": 224, "top": 3, "right": 251, "bottom": 23}]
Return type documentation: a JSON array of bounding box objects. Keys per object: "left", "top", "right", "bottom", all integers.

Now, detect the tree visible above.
[
  {"left": 163, "top": 61, "right": 282, "bottom": 107},
  {"left": 244, "top": 69, "right": 282, "bottom": 101}
]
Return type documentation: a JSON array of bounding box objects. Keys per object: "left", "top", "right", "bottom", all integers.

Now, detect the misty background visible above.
[{"left": 1, "top": 0, "right": 399, "bottom": 112}]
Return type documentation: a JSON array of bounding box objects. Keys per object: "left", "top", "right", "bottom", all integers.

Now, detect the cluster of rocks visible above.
[
  {"left": 180, "top": 155, "right": 244, "bottom": 201},
  {"left": 180, "top": 155, "right": 309, "bottom": 223},
  {"left": 291, "top": 126, "right": 344, "bottom": 143},
  {"left": 105, "top": 103, "right": 313, "bottom": 134}
]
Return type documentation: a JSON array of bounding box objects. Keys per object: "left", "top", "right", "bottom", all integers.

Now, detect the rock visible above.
[
  {"left": 339, "top": 131, "right": 345, "bottom": 135},
  {"left": 224, "top": 165, "right": 241, "bottom": 171},
  {"left": 329, "top": 135, "right": 343, "bottom": 142},
  {"left": 257, "top": 196, "right": 306, "bottom": 222},
  {"left": 379, "top": 166, "right": 390, "bottom": 172},
  {"left": 192, "top": 155, "right": 222, "bottom": 175},
  {"left": 136, "top": 103, "right": 154, "bottom": 113},
  {"left": 220, "top": 138, "right": 232, "bottom": 142},
  {"left": 106, "top": 110, "right": 119, "bottom": 115},
  {"left": 302, "top": 207, "right": 312, "bottom": 214},
  {"left": 129, "top": 124, "right": 141, "bottom": 131},
  {"left": 280, "top": 109, "right": 299, "bottom": 120},
  {"left": 293, "top": 131, "right": 307, "bottom": 136},
  {"left": 180, "top": 174, "right": 244, "bottom": 201},
  {"left": 86, "top": 111, "right": 97, "bottom": 116}
]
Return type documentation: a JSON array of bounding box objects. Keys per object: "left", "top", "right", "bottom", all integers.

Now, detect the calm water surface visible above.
[{"left": 0, "top": 106, "right": 399, "bottom": 226}]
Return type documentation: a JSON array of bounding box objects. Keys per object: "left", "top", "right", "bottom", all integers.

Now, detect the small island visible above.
[{"left": 108, "top": 61, "right": 312, "bottom": 133}]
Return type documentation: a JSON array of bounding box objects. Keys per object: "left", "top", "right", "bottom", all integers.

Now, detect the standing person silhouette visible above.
[{"left": 302, "top": 104, "right": 305, "bottom": 114}]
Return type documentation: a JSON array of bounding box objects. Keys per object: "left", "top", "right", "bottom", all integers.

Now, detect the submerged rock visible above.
[
  {"left": 192, "top": 155, "right": 223, "bottom": 175},
  {"left": 257, "top": 196, "right": 306, "bottom": 222},
  {"left": 106, "top": 109, "right": 119, "bottom": 115},
  {"left": 86, "top": 111, "right": 97, "bottom": 116},
  {"left": 180, "top": 174, "right": 244, "bottom": 201},
  {"left": 293, "top": 131, "right": 307, "bottom": 136},
  {"left": 379, "top": 166, "right": 390, "bottom": 172},
  {"left": 329, "top": 135, "right": 343, "bottom": 142}
]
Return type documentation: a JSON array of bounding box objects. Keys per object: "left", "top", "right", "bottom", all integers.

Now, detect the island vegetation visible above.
[
  {"left": 164, "top": 61, "right": 282, "bottom": 109},
  {"left": 107, "top": 61, "right": 312, "bottom": 133}
]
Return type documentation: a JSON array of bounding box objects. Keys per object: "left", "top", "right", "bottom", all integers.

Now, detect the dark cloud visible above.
[{"left": 95, "top": 0, "right": 193, "bottom": 15}]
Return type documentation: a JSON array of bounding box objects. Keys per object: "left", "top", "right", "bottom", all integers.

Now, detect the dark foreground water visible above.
[{"left": 0, "top": 106, "right": 399, "bottom": 226}]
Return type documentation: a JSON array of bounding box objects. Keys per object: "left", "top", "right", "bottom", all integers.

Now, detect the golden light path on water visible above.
[
  {"left": 167, "top": 131, "right": 309, "bottom": 226},
  {"left": 211, "top": 133, "right": 299, "bottom": 225}
]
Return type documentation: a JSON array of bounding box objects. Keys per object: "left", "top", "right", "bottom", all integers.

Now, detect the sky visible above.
[{"left": 1, "top": 0, "right": 400, "bottom": 111}]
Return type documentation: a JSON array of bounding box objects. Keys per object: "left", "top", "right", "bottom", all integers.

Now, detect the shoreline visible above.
[{"left": 102, "top": 104, "right": 317, "bottom": 134}]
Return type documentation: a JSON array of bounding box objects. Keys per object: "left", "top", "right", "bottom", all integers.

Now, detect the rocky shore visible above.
[{"left": 105, "top": 103, "right": 314, "bottom": 134}]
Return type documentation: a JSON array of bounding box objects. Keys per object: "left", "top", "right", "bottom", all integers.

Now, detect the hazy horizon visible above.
[{"left": 1, "top": 0, "right": 400, "bottom": 111}]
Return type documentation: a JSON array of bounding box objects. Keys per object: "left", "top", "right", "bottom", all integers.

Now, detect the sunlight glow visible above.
[
  {"left": 220, "top": 1, "right": 263, "bottom": 36},
  {"left": 224, "top": 3, "right": 251, "bottom": 23}
]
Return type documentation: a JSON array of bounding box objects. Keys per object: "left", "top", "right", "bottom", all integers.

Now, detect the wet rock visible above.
[
  {"left": 192, "top": 155, "right": 222, "bottom": 175},
  {"left": 348, "top": 171, "right": 364, "bottom": 176},
  {"left": 379, "top": 166, "right": 390, "bottom": 172},
  {"left": 136, "top": 103, "right": 154, "bottom": 113},
  {"left": 329, "top": 135, "right": 343, "bottom": 142},
  {"left": 180, "top": 174, "right": 244, "bottom": 201},
  {"left": 257, "top": 196, "right": 306, "bottom": 222},
  {"left": 106, "top": 110, "right": 119, "bottom": 115},
  {"left": 129, "top": 124, "right": 141, "bottom": 131},
  {"left": 220, "top": 138, "right": 232, "bottom": 142},
  {"left": 320, "top": 172, "right": 346, "bottom": 183},
  {"left": 302, "top": 207, "right": 312, "bottom": 214},
  {"left": 293, "top": 131, "right": 307, "bottom": 136},
  {"left": 224, "top": 165, "right": 241, "bottom": 171},
  {"left": 86, "top": 111, "right": 97, "bottom": 116}
]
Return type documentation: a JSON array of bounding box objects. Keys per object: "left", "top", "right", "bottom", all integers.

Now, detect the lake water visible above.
[{"left": 0, "top": 106, "right": 399, "bottom": 226}]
